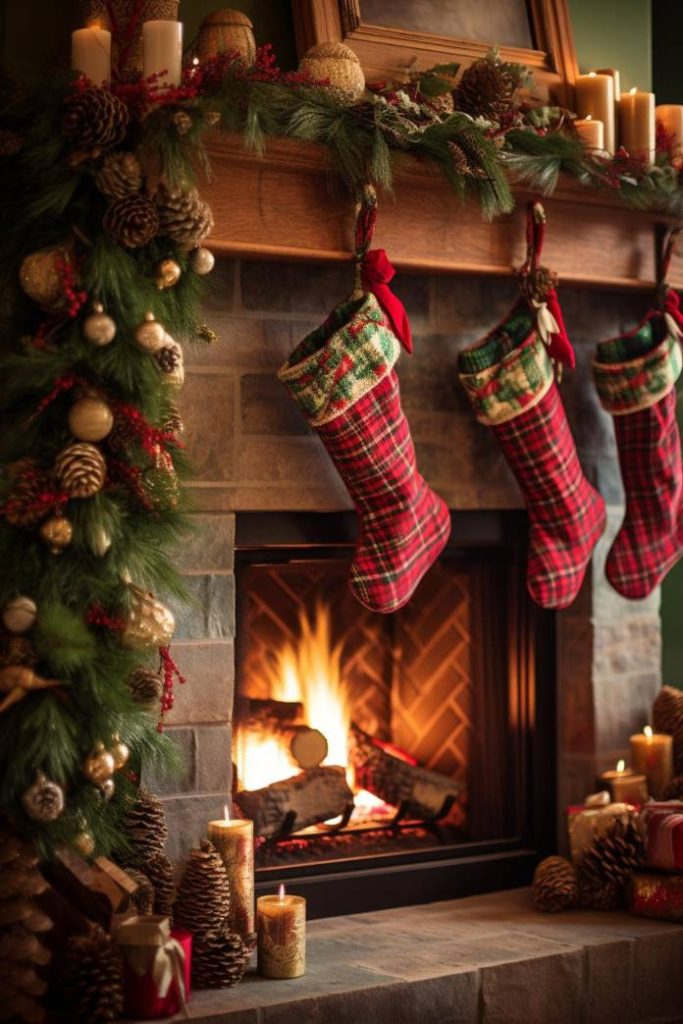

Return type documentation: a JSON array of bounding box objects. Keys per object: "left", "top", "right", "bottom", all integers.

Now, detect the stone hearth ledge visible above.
[{"left": 127, "top": 888, "right": 683, "bottom": 1024}]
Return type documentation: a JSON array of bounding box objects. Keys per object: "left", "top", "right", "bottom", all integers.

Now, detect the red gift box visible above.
[
  {"left": 630, "top": 871, "right": 683, "bottom": 921},
  {"left": 115, "top": 915, "right": 191, "bottom": 1020},
  {"left": 640, "top": 802, "right": 683, "bottom": 871}
]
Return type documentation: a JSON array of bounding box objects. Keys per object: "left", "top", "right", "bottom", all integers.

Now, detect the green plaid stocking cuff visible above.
[{"left": 594, "top": 321, "right": 682, "bottom": 416}]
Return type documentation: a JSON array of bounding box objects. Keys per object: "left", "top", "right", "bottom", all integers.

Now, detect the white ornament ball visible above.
[
  {"left": 68, "top": 397, "right": 114, "bottom": 442},
  {"left": 190, "top": 246, "right": 215, "bottom": 275},
  {"left": 2, "top": 596, "right": 37, "bottom": 634},
  {"left": 135, "top": 312, "right": 167, "bottom": 353},
  {"left": 83, "top": 303, "right": 116, "bottom": 346}
]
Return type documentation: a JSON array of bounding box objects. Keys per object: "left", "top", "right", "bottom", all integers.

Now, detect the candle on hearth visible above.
[
  {"left": 257, "top": 884, "right": 306, "bottom": 979},
  {"left": 630, "top": 726, "right": 673, "bottom": 798},
  {"left": 142, "top": 20, "right": 183, "bottom": 87},
  {"left": 576, "top": 72, "right": 615, "bottom": 154},
  {"left": 598, "top": 759, "right": 648, "bottom": 804},
  {"left": 575, "top": 115, "right": 604, "bottom": 152},
  {"left": 207, "top": 810, "right": 254, "bottom": 938},
  {"left": 71, "top": 26, "right": 112, "bottom": 85},
  {"left": 620, "top": 87, "right": 656, "bottom": 162},
  {"left": 657, "top": 105, "right": 683, "bottom": 159}
]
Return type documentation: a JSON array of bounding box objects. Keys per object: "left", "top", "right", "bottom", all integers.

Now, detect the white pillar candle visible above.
[
  {"left": 576, "top": 72, "right": 615, "bottom": 155},
  {"left": 575, "top": 116, "right": 604, "bottom": 152},
  {"left": 71, "top": 27, "right": 112, "bottom": 86},
  {"left": 142, "top": 20, "right": 183, "bottom": 87},
  {"left": 620, "top": 87, "right": 656, "bottom": 163},
  {"left": 657, "top": 105, "right": 683, "bottom": 159}
]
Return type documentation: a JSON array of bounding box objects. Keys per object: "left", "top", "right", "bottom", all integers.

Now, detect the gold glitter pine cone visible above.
[
  {"left": 54, "top": 442, "right": 106, "bottom": 499},
  {"left": 156, "top": 184, "right": 214, "bottom": 249},
  {"left": 533, "top": 855, "right": 579, "bottom": 912},
  {"left": 60, "top": 924, "right": 124, "bottom": 1023},
  {"left": 95, "top": 151, "right": 142, "bottom": 200},
  {"left": 62, "top": 86, "right": 129, "bottom": 151},
  {"left": 193, "top": 928, "right": 254, "bottom": 989},
  {"left": 173, "top": 840, "right": 231, "bottom": 937},
  {"left": 653, "top": 685, "right": 683, "bottom": 774}
]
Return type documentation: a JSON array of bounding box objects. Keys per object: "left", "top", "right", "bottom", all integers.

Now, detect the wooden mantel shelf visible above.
[{"left": 204, "top": 134, "right": 683, "bottom": 291}]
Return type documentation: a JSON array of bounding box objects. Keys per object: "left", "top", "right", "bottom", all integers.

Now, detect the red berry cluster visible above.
[
  {"left": 0, "top": 464, "right": 67, "bottom": 524},
  {"left": 157, "top": 645, "right": 186, "bottom": 730},
  {"left": 108, "top": 399, "right": 182, "bottom": 460},
  {"left": 33, "top": 373, "right": 80, "bottom": 418},
  {"left": 54, "top": 254, "right": 87, "bottom": 318},
  {"left": 85, "top": 604, "right": 125, "bottom": 632},
  {"left": 106, "top": 458, "right": 154, "bottom": 511}
]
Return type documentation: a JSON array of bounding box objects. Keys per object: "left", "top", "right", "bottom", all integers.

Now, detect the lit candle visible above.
[
  {"left": 71, "top": 26, "right": 112, "bottom": 85},
  {"left": 657, "top": 105, "right": 683, "bottom": 159},
  {"left": 598, "top": 758, "right": 648, "bottom": 804},
  {"left": 142, "top": 20, "right": 183, "bottom": 87},
  {"left": 207, "top": 809, "right": 254, "bottom": 938},
  {"left": 575, "top": 115, "right": 605, "bottom": 152},
  {"left": 620, "top": 86, "right": 656, "bottom": 162},
  {"left": 257, "top": 884, "right": 306, "bottom": 979},
  {"left": 630, "top": 725, "right": 673, "bottom": 798},
  {"left": 576, "top": 72, "right": 615, "bottom": 154}
]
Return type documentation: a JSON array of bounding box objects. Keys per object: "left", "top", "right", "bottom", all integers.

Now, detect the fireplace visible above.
[{"left": 231, "top": 510, "right": 555, "bottom": 916}]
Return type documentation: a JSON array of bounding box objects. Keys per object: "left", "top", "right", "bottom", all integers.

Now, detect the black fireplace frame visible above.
[{"left": 234, "top": 510, "right": 556, "bottom": 919}]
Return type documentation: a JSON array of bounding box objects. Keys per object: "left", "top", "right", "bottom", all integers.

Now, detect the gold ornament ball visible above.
[
  {"left": 21, "top": 771, "right": 65, "bottom": 823},
  {"left": 2, "top": 595, "right": 38, "bottom": 634},
  {"left": 73, "top": 829, "right": 96, "bottom": 857},
  {"left": 110, "top": 734, "right": 130, "bottom": 771},
  {"left": 121, "top": 584, "right": 176, "bottom": 650},
  {"left": 83, "top": 742, "right": 116, "bottom": 785},
  {"left": 19, "top": 244, "right": 71, "bottom": 312},
  {"left": 68, "top": 397, "right": 114, "bottom": 442},
  {"left": 135, "top": 312, "right": 167, "bottom": 353},
  {"left": 190, "top": 246, "right": 215, "bottom": 275},
  {"left": 40, "top": 515, "right": 74, "bottom": 554},
  {"left": 299, "top": 42, "right": 366, "bottom": 103},
  {"left": 101, "top": 778, "right": 115, "bottom": 801},
  {"left": 83, "top": 302, "right": 117, "bottom": 346},
  {"left": 155, "top": 258, "right": 182, "bottom": 290}
]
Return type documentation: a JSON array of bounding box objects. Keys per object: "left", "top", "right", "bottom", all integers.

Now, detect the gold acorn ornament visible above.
[
  {"left": 55, "top": 442, "right": 106, "bottom": 498},
  {"left": 134, "top": 311, "right": 168, "bottom": 353},
  {"left": 189, "top": 245, "right": 215, "bottom": 276},
  {"left": 68, "top": 397, "right": 114, "bottom": 443},
  {"left": 110, "top": 734, "right": 130, "bottom": 771},
  {"left": 19, "top": 243, "right": 72, "bottom": 311},
  {"left": 154, "top": 258, "right": 182, "bottom": 290},
  {"left": 298, "top": 42, "right": 366, "bottom": 103},
  {"left": 83, "top": 742, "right": 116, "bottom": 785},
  {"left": 83, "top": 302, "right": 117, "bottom": 346},
  {"left": 121, "top": 582, "right": 175, "bottom": 651},
  {"left": 39, "top": 514, "right": 74, "bottom": 554},
  {"left": 22, "top": 771, "right": 65, "bottom": 822},
  {"left": 73, "top": 828, "right": 96, "bottom": 857},
  {"left": 2, "top": 596, "right": 37, "bottom": 634}
]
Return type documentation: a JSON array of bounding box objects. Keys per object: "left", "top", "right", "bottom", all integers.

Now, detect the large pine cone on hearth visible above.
[
  {"left": 454, "top": 54, "right": 525, "bottom": 121},
  {"left": 126, "top": 868, "right": 155, "bottom": 914},
  {"left": 156, "top": 184, "right": 214, "bottom": 249},
  {"left": 60, "top": 924, "right": 124, "bottom": 1023},
  {"left": 62, "top": 86, "right": 129, "bottom": 151},
  {"left": 143, "top": 851, "right": 175, "bottom": 919},
  {"left": 120, "top": 786, "right": 169, "bottom": 864},
  {"left": 577, "top": 812, "right": 645, "bottom": 897},
  {"left": 174, "top": 840, "right": 230, "bottom": 936},
  {"left": 578, "top": 876, "right": 623, "bottom": 911},
  {"left": 104, "top": 193, "right": 159, "bottom": 249},
  {"left": 533, "top": 855, "right": 579, "bottom": 912},
  {"left": 95, "top": 151, "right": 142, "bottom": 200},
  {"left": 193, "top": 928, "right": 254, "bottom": 989},
  {"left": 653, "top": 686, "right": 683, "bottom": 774}
]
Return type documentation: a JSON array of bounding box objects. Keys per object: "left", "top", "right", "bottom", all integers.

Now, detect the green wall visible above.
[{"left": 569, "top": 0, "right": 652, "bottom": 91}]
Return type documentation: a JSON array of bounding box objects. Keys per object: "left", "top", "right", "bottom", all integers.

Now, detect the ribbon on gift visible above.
[
  {"left": 115, "top": 914, "right": 188, "bottom": 1016},
  {"left": 642, "top": 807, "right": 683, "bottom": 871}
]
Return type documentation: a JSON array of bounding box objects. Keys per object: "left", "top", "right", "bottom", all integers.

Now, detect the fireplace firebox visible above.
[{"left": 233, "top": 511, "right": 555, "bottom": 918}]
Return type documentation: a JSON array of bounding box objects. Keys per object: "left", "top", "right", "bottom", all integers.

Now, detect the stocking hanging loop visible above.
[
  {"left": 657, "top": 224, "right": 682, "bottom": 305},
  {"left": 352, "top": 184, "right": 378, "bottom": 297}
]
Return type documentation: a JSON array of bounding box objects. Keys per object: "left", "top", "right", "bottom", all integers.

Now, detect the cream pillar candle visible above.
[
  {"left": 657, "top": 105, "right": 683, "bottom": 158},
  {"left": 71, "top": 27, "right": 112, "bottom": 85},
  {"left": 630, "top": 726, "right": 673, "bottom": 798},
  {"left": 257, "top": 885, "right": 306, "bottom": 979},
  {"left": 598, "top": 759, "right": 648, "bottom": 804},
  {"left": 575, "top": 116, "right": 604, "bottom": 151},
  {"left": 142, "top": 20, "right": 183, "bottom": 87},
  {"left": 596, "top": 67, "right": 621, "bottom": 137},
  {"left": 576, "top": 72, "right": 615, "bottom": 154},
  {"left": 207, "top": 815, "right": 255, "bottom": 938},
  {"left": 620, "top": 87, "right": 656, "bottom": 162}
]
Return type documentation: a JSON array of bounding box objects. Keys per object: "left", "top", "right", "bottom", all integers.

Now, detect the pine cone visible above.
[
  {"left": 62, "top": 86, "right": 129, "bottom": 152},
  {"left": 578, "top": 877, "right": 623, "bottom": 911},
  {"left": 60, "top": 925, "right": 124, "bottom": 1023},
  {"left": 121, "top": 787, "right": 168, "bottom": 865},
  {"left": 128, "top": 666, "right": 163, "bottom": 705},
  {"left": 157, "top": 184, "right": 214, "bottom": 249},
  {"left": 0, "top": 631, "right": 38, "bottom": 669},
  {"left": 454, "top": 54, "right": 525, "bottom": 121},
  {"left": 448, "top": 141, "right": 469, "bottom": 175},
  {"left": 193, "top": 929, "right": 254, "bottom": 989},
  {"left": 533, "top": 855, "right": 579, "bottom": 913},
  {"left": 1, "top": 458, "right": 52, "bottom": 528},
  {"left": 578, "top": 812, "right": 645, "bottom": 895},
  {"left": 164, "top": 405, "right": 185, "bottom": 435},
  {"left": 125, "top": 868, "right": 155, "bottom": 914},
  {"left": 54, "top": 442, "right": 106, "bottom": 499},
  {"left": 520, "top": 264, "right": 559, "bottom": 304},
  {"left": 104, "top": 193, "right": 159, "bottom": 249},
  {"left": 174, "top": 840, "right": 230, "bottom": 937},
  {"left": 653, "top": 686, "right": 683, "bottom": 774},
  {"left": 143, "top": 852, "right": 175, "bottom": 919},
  {"left": 662, "top": 774, "right": 683, "bottom": 800},
  {"left": 95, "top": 151, "right": 142, "bottom": 200},
  {"left": 157, "top": 345, "right": 181, "bottom": 373}
]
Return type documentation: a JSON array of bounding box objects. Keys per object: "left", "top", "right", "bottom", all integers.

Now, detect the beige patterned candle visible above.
[
  {"left": 207, "top": 814, "right": 254, "bottom": 938},
  {"left": 257, "top": 885, "right": 306, "bottom": 979}
]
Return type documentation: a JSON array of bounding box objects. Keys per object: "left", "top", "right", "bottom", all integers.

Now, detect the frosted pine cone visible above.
[
  {"left": 95, "top": 151, "right": 142, "bottom": 200},
  {"left": 156, "top": 184, "right": 214, "bottom": 249},
  {"left": 54, "top": 443, "right": 106, "bottom": 498}
]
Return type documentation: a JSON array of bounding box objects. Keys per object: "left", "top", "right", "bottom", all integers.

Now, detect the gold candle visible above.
[
  {"left": 657, "top": 104, "right": 683, "bottom": 159},
  {"left": 207, "top": 814, "right": 254, "bottom": 938},
  {"left": 630, "top": 726, "right": 673, "bottom": 798},
  {"left": 576, "top": 72, "right": 615, "bottom": 154},
  {"left": 620, "top": 87, "right": 656, "bottom": 162},
  {"left": 575, "top": 116, "right": 604, "bottom": 152},
  {"left": 598, "top": 759, "right": 648, "bottom": 804},
  {"left": 257, "top": 885, "right": 306, "bottom": 979}
]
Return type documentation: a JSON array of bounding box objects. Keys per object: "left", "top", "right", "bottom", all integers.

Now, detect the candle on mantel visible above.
[
  {"left": 596, "top": 67, "right": 621, "bottom": 130},
  {"left": 575, "top": 72, "right": 615, "bottom": 154},
  {"left": 575, "top": 115, "right": 605, "bottom": 152},
  {"left": 620, "top": 86, "right": 656, "bottom": 162},
  {"left": 630, "top": 725, "right": 673, "bottom": 798},
  {"left": 207, "top": 809, "right": 255, "bottom": 938},
  {"left": 598, "top": 758, "right": 648, "bottom": 804},
  {"left": 657, "top": 105, "right": 683, "bottom": 159},
  {"left": 142, "top": 19, "right": 183, "bottom": 87},
  {"left": 257, "top": 884, "right": 306, "bottom": 979},
  {"left": 71, "top": 26, "right": 112, "bottom": 85}
]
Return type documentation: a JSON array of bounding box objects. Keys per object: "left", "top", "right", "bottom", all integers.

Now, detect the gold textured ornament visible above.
[
  {"left": 121, "top": 583, "right": 175, "bottom": 650},
  {"left": 196, "top": 8, "right": 256, "bottom": 65},
  {"left": 2, "top": 596, "right": 37, "bottom": 634},
  {"left": 54, "top": 442, "right": 106, "bottom": 498},
  {"left": 154, "top": 258, "right": 182, "bottom": 290},
  {"left": 83, "top": 742, "right": 116, "bottom": 785},
  {"left": 110, "top": 734, "right": 130, "bottom": 771},
  {"left": 22, "top": 771, "right": 65, "bottom": 822},
  {"left": 68, "top": 397, "right": 114, "bottom": 442},
  {"left": 101, "top": 778, "right": 115, "bottom": 801},
  {"left": 39, "top": 515, "right": 74, "bottom": 554},
  {"left": 190, "top": 246, "right": 215, "bottom": 275},
  {"left": 19, "top": 244, "right": 72, "bottom": 311},
  {"left": 0, "top": 665, "right": 62, "bottom": 714},
  {"left": 83, "top": 302, "right": 117, "bottom": 346},
  {"left": 299, "top": 42, "right": 365, "bottom": 103},
  {"left": 134, "top": 311, "right": 167, "bottom": 353},
  {"left": 72, "top": 828, "right": 96, "bottom": 857}
]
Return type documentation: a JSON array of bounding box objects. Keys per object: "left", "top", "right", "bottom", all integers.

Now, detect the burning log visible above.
[
  {"left": 350, "top": 724, "right": 462, "bottom": 819},
  {"left": 234, "top": 766, "right": 353, "bottom": 838},
  {"left": 289, "top": 727, "right": 328, "bottom": 769},
  {"left": 235, "top": 697, "right": 304, "bottom": 728}
]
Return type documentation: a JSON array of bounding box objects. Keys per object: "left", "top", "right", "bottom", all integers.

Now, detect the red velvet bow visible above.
[
  {"left": 361, "top": 249, "right": 413, "bottom": 354},
  {"left": 544, "top": 288, "right": 575, "bottom": 369}
]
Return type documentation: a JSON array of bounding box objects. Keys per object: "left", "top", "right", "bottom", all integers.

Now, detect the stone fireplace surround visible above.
[{"left": 145, "top": 257, "right": 662, "bottom": 876}]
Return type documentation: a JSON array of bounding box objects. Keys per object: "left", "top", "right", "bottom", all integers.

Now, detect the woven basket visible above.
[
  {"left": 79, "top": 0, "right": 179, "bottom": 80},
  {"left": 299, "top": 42, "right": 366, "bottom": 103},
  {"left": 196, "top": 8, "right": 256, "bottom": 65}
]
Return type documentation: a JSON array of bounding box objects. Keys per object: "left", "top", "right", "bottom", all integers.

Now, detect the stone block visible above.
[
  {"left": 143, "top": 726, "right": 196, "bottom": 796},
  {"left": 169, "top": 574, "right": 235, "bottom": 641},
  {"left": 397, "top": 336, "right": 462, "bottom": 414},
  {"left": 480, "top": 948, "right": 584, "bottom": 1024},
  {"left": 200, "top": 258, "right": 238, "bottom": 313},
  {"left": 585, "top": 939, "right": 636, "bottom": 1023},
  {"left": 142, "top": 724, "right": 231, "bottom": 797},
  {"left": 430, "top": 275, "right": 518, "bottom": 337},
  {"left": 160, "top": 793, "right": 232, "bottom": 865},
  {"left": 241, "top": 373, "right": 311, "bottom": 435},
  {"left": 189, "top": 316, "right": 311, "bottom": 370},
  {"left": 240, "top": 262, "right": 352, "bottom": 316},
  {"left": 164, "top": 641, "right": 234, "bottom": 726},
  {"left": 632, "top": 929, "right": 683, "bottom": 1019},
  {"left": 556, "top": 614, "right": 596, "bottom": 755},
  {"left": 175, "top": 514, "right": 235, "bottom": 573},
  {"left": 180, "top": 372, "right": 236, "bottom": 481},
  {"left": 236, "top": 437, "right": 349, "bottom": 505}
]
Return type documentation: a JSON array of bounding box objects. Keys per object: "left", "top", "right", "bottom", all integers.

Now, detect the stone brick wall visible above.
[{"left": 146, "top": 259, "right": 662, "bottom": 863}]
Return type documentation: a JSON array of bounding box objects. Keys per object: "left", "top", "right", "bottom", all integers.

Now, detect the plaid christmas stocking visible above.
[
  {"left": 594, "top": 287, "right": 683, "bottom": 599},
  {"left": 278, "top": 292, "right": 451, "bottom": 613}
]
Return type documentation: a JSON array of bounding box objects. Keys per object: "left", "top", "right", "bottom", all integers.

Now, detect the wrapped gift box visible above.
[
  {"left": 115, "top": 915, "right": 191, "bottom": 1020},
  {"left": 630, "top": 871, "right": 683, "bottom": 921},
  {"left": 640, "top": 802, "right": 683, "bottom": 871}
]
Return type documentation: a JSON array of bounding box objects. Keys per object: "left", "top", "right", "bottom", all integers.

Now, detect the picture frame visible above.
[{"left": 291, "top": 0, "right": 578, "bottom": 104}]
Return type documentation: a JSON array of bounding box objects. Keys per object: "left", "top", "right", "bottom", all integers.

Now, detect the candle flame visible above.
[
  {"left": 589, "top": 71, "right": 596, "bottom": 77},
  {"left": 223, "top": 803, "right": 230, "bottom": 820},
  {"left": 585, "top": 114, "right": 593, "bottom": 121},
  {"left": 192, "top": 57, "right": 199, "bottom": 66},
  {"left": 616, "top": 759, "right": 625, "bottom": 772},
  {"left": 278, "top": 884, "right": 286, "bottom": 903},
  {"left": 630, "top": 86, "right": 637, "bottom": 95},
  {"left": 644, "top": 725, "right": 653, "bottom": 740}
]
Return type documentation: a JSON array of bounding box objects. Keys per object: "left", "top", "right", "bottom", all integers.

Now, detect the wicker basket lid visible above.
[
  {"left": 302, "top": 42, "right": 361, "bottom": 64},
  {"left": 199, "top": 7, "right": 253, "bottom": 28}
]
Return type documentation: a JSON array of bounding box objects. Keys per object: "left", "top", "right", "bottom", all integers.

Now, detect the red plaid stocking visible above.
[{"left": 594, "top": 283, "right": 683, "bottom": 599}]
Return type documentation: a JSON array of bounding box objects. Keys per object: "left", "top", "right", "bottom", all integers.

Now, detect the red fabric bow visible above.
[
  {"left": 663, "top": 288, "right": 683, "bottom": 330},
  {"left": 361, "top": 249, "right": 413, "bottom": 354},
  {"left": 544, "top": 288, "right": 575, "bottom": 369}
]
